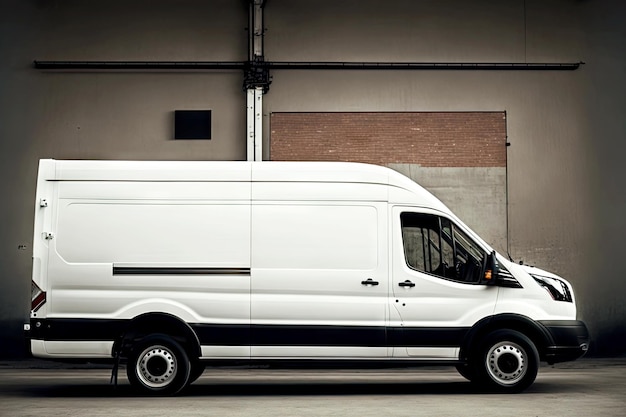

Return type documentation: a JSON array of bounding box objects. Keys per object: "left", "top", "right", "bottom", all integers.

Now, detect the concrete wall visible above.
[
  {"left": 1, "top": 0, "right": 625, "bottom": 356},
  {"left": 389, "top": 165, "right": 508, "bottom": 255}
]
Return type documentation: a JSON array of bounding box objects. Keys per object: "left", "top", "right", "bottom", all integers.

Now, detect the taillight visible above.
[{"left": 31, "top": 281, "right": 46, "bottom": 312}]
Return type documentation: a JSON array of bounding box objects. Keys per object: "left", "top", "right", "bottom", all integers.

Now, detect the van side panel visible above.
[
  {"left": 39, "top": 180, "right": 251, "bottom": 358},
  {"left": 250, "top": 188, "right": 389, "bottom": 358}
]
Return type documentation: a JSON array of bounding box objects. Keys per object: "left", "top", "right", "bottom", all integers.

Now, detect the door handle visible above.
[
  {"left": 398, "top": 280, "right": 416, "bottom": 288},
  {"left": 361, "top": 278, "right": 379, "bottom": 286}
]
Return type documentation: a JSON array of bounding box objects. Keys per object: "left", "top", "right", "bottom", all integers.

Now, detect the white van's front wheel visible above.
[
  {"left": 127, "top": 335, "right": 191, "bottom": 395},
  {"left": 476, "top": 330, "right": 539, "bottom": 393}
]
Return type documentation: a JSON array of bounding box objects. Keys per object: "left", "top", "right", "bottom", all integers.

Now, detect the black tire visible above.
[
  {"left": 188, "top": 360, "right": 206, "bottom": 384},
  {"left": 472, "top": 329, "right": 539, "bottom": 393},
  {"left": 455, "top": 363, "right": 477, "bottom": 382},
  {"left": 127, "top": 334, "right": 191, "bottom": 395}
]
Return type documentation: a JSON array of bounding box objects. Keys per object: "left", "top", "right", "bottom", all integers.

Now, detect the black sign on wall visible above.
[{"left": 174, "top": 110, "right": 212, "bottom": 139}]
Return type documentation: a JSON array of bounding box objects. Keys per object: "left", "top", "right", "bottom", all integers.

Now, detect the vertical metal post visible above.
[
  {"left": 246, "top": 0, "right": 265, "bottom": 161},
  {"left": 246, "top": 89, "right": 255, "bottom": 161},
  {"left": 254, "top": 87, "right": 263, "bottom": 161},
  {"left": 246, "top": 87, "right": 263, "bottom": 162},
  {"left": 253, "top": 1, "right": 264, "bottom": 58}
]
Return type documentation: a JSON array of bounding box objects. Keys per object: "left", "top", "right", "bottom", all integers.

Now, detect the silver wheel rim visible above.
[
  {"left": 486, "top": 341, "right": 527, "bottom": 386},
  {"left": 135, "top": 345, "right": 177, "bottom": 389}
]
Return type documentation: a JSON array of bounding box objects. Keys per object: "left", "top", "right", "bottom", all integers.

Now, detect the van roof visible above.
[
  {"left": 45, "top": 159, "right": 398, "bottom": 183},
  {"left": 39, "top": 159, "right": 450, "bottom": 212}
]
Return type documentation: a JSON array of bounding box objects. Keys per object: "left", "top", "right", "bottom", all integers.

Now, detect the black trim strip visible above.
[
  {"left": 29, "top": 318, "right": 467, "bottom": 348},
  {"left": 248, "top": 325, "right": 386, "bottom": 347},
  {"left": 395, "top": 327, "right": 468, "bottom": 348},
  {"left": 192, "top": 324, "right": 250, "bottom": 346},
  {"left": 30, "top": 318, "right": 127, "bottom": 341},
  {"left": 112, "top": 266, "right": 251, "bottom": 276}
]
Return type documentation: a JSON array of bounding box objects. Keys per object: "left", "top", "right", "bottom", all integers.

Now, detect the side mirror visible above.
[{"left": 482, "top": 251, "right": 499, "bottom": 285}]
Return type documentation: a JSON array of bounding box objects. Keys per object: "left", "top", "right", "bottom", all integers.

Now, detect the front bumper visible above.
[{"left": 539, "top": 320, "right": 589, "bottom": 364}]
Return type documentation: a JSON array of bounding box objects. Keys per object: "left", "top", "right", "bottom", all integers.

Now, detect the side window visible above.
[{"left": 401, "top": 212, "right": 485, "bottom": 283}]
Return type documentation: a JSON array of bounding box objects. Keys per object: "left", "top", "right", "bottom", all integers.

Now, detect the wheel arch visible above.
[
  {"left": 113, "top": 312, "right": 201, "bottom": 360},
  {"left": 460, "top": 313, "right": 555, "bottom": 362}
]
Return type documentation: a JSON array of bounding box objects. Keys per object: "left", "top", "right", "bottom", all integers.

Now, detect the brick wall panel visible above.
[{"left": 270, "top": 112, "right": 506, "bottom": 167}]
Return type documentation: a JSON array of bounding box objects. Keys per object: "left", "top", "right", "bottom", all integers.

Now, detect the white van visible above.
[{"left": 26, "top": 159, "right": 588, "bottom": 394}]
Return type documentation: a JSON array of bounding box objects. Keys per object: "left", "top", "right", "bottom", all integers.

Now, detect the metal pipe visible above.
[
  {"left": 265, "top": 62, "right": 583, "bottom": 71},
  {"left": 33, "top": 60, "right": 583, "bottom": 71},
  {"left": 33, "top": 61, "right": 245, "bottom": 70}
]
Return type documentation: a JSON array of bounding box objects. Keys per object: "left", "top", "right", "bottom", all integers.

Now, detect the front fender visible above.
[{"left": 460, "top": 313, "right": 555, "bottom": 361}]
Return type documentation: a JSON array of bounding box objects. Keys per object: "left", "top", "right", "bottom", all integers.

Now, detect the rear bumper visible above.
[{"left": 539, "top": 320, "right": 589, "bottom": 364}]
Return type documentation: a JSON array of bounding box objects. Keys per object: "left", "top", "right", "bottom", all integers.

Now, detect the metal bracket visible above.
[{"left": 243, "top": 58, "right": 272, "bottom": 92}]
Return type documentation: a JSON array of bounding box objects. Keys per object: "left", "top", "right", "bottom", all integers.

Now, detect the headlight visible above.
[{"left": 531, "top": 274, "right": 573, "bottom": 302}]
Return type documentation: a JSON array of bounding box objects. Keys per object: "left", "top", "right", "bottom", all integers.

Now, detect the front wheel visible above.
[
  {"left": 127, "top": 334, "right": 191, "bottom": 395},
  {"left": 474, "top": 330, "right": 539, "bottom": 393},
  {"left": 455, "top": 363, "right": 477, "bottom": 382}
]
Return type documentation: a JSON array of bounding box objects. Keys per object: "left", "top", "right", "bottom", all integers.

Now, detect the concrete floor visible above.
[{"left": 0, "top": 359, "right": 624, "bottom": 416}]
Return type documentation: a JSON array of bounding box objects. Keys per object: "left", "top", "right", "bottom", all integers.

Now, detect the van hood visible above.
[{"left": 517, "top": 264, "right": 563, "bottom": 280}]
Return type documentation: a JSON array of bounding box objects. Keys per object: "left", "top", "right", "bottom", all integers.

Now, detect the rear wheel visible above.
[
  {"left": 127, "top": 334, "right": 191, "bottom": 395},
  {"left": 188, "top": 360, "right": 206, "bottom": 384},
  {"left": 474, "top": 329, "right": 539, "bottom": 393}
]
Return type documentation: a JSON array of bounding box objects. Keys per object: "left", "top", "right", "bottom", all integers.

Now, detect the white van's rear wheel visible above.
[
  {"left": 475, "top": 330, "right": 539, "bottom": 393},
  {"left": 188, "top": 360, "right": 206, "bottom": 384},
  {"left": 127, "top": 335, "right": 191, "bottom": 395}
]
